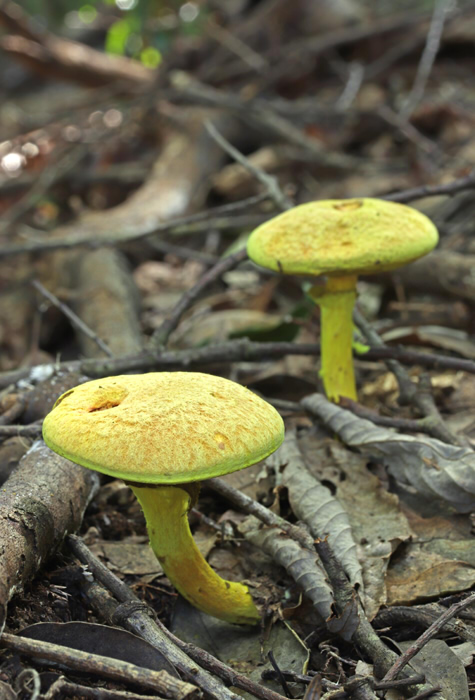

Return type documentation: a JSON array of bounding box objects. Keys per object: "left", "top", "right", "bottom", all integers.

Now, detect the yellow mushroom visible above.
[
  {"left": 43, "top": 372, "right": 284, "bottom": 624},
  {"left": 247, "top": 198, "right": 438, "bottom": 402}
]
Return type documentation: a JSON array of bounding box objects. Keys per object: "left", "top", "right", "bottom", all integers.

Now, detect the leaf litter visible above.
[{"left": 3, "top": 0, "right": 475, "bottom": 696}]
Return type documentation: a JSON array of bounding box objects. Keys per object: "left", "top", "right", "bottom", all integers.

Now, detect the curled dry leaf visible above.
[
  {"left": 240, "top": 515, "right": 334, "bottom": 622},
  {"left": 302, "top": 394, "right": 475, "bottom": 513},
  {"left": 270, "top": 431, "right": 363, "bottom": 588},
  {"left": 297, "top": 430, "right": 411, "bottom": 619}
]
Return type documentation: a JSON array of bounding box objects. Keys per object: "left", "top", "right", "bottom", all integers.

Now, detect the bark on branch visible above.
[{"left": 0, "top": 441, "right": 99, "bottom": 632}]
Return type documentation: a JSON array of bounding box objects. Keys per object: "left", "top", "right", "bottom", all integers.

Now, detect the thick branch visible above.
[{"left": 0, "top": 441, "right": 99, "bottom": 632}]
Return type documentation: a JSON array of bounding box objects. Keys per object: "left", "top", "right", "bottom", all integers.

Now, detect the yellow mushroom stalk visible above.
[
  {"left": 247, "top": 198, "right": 439, "bottom": 402},
  {"left": 132, "top": 484, "right": 260, "bottom": 624},
  {"left": 308, "top": 275, "right": 358, "bottom": 401},
  {"left": 42, "top": 372, "right": 284, "bottom": 625}
]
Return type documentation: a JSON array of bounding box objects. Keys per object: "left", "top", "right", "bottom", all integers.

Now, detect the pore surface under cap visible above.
[
  {"left": 42, "top": 372, "right": 285, "bottom": 483},
  {"left": 247, "top": 198, "right": 438, "bottom": 276}
]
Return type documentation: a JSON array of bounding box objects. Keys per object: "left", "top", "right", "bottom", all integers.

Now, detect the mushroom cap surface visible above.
[
  {"left": 247, "top": 198, "right": 438, "bottom": 276},
  {"left": 42, "top": 372, "right": 284, "bottom": 484}
]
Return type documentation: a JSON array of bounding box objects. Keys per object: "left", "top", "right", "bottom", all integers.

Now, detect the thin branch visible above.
[
  {"left": 207, "top": 477, "right": 315, "bottom": 551},
  {"left": 0, "top": 211, "right": 267, "bottom": 260},
  {"left": 382, "top": 591, "right": 475, "bottom": 683},
  {"left": 67, "top": 535, "right": 289, "bottom": 700},
  {"left": 0, "top": 633, "right": 199, "bottom": 699},
  {"left": 151, "top": 248, "right": 249, "bottom": 347},
  {"left": 205, "top": 120, "right": 293, "bottom": 211},
  {"left": 399, "top": 0, "right": 450, "bottom": 120},
  {"left": 44, "top": 677, "right": 162, "bottom": 700},
  {"left": 377, "top": 104, "right": 439, "bottom": 156},
  {"left": 32, "top": 280, "right": 113, "bottom": 358},
  {"left": 354, "top": 307, "right": 459, "bottom": 446},
  {"left": 384, "top": 169, "right": 475, "bottom": 202},
  {"left": 3, "top": 338, "right": 475, "bottom": 393},
  {"left": 339, "top": 398, "right": 444, "bottom": 438},
  {"left": 0, "top": 422, "right": 42, "bottom": 439}
]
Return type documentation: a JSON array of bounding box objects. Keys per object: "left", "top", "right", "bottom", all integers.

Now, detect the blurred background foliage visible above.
[{"left": 18, "top": 0, "right": 210, "bottom": 68}]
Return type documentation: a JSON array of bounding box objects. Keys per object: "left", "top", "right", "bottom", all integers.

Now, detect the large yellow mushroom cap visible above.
[
  {"left": 42, "top": 372, "right": 284, "bottom": 484},
  {"left": 247, "top": 198, "right": 438, "bottom": 276}
]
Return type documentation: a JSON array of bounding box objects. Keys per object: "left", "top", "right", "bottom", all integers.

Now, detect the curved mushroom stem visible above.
[
  {"left": 308, "top": 275, "right": 358, "bottom": 402},
  {"left": 130, "top": 484, "right": 261, "bottom": 625}
]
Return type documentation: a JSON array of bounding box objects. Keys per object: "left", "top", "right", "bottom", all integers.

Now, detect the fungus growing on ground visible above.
[
  {"left": 247, "top": 198, "right": 438, "bottom": 402},
  {"left": 42, "top": 372, "right": 284, "bottom": 624}
]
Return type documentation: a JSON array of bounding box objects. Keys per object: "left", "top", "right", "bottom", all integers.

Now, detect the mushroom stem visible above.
[
  {"left": 309, "top": 275, "right": 358, "bottom": 402},
  {"left": 130, "top": 484, "right": 261, "bottom": 625}
]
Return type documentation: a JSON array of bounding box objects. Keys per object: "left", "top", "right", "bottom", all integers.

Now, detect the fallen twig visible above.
[
  {"left": 205, "top": 120, "right": 293, "bottom": 211},
  {"left": 0, "top": 633, "right": 199, "bottom": 699},
  {"left": 382, "top": 591, "right": 475, "bottom": 683},
  {"left": 3, "top": 338, "right": 475, "bottom": 394},
  {"left": 354, "top": 307, "right": 459, "bottom": 445},
  {"left": 0, "top": 1, "right": 154, "bottom": 88},
  {"left": 384, "top": 169, "right": 475, "bottom": 202},
  {"left": 374, "top": 603, "right": 475, "bottom": 644},
  {"left": 152, "top": 248, "right": 249, "bottom": 347},
  {"left": 32, "top": 280, "right": 113, "bottom": 358},
  {"left": 0, "top": 441, "right": 99, "bottom": 633},
  {"left": 399, "top": 0, "right": 449, "bottom": 120},
  {"left": 44, "top": 677, "right": 163, "bottom": 700},
  {"left": 0, "top": 212, "right": 266, "bottom": 259},
  {"left": 68, "top": 535, "right": 288, "bottom": 700}
]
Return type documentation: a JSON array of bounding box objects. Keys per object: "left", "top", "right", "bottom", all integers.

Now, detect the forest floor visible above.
[{"left": 1, "top": 1, "right": 475, "bottom": 698}]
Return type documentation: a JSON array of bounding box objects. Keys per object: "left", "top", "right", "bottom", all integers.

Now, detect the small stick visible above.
[
  {"left": 382, "top": 591, "right": 475, "bottom": 683},
  {"left": 0, "top": 211, "right": 267, "bottom": 259},
  {"left": 0, "top": 422, "right": 42, "bottom": 440},
  {"left": 207, "top": 477, "right": 315, "bottom": 551},
  {"left": 0, "top": 396, "right": 25, "bottom": 425},
  {"left": 205, "top": 120, "right": 293, "bottom": 211},
  {"left": 399, "top": 0, "right": 450, "bottom": 120},
  {"left": 67, "top": 535, "right": 288, "bottom": 700},
  {"left": 384, "top": 169, "right": 475, "bottom": 203},
  {"left": 151, "top": 247, "right": 248, "bottom": 347},
  {"left": 0, "top": 633, "right": 199, "bottom": 699},
  {"left": 44, "top": 676, "right": 163, "bottom": 699},
  {"left": 32, "top": 280, "right": 113, "bottom": 358},
  {"left": 339, "top": 398, "right": 441, "bottom": 437},
  {"left": 3, "top": 337, "right": 475, "bottom": 393},
  {"left": 267, "top": 651, "right": 293, "bottom": 699},
  {"left": 353, "top": 307, "right": 459, "bottom": 445},
  {"left": 406, "top": 689, "right": 442, "bottom": 700}
]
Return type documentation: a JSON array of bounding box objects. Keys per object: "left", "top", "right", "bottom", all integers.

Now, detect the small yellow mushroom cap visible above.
[
  {"left": 247, "top": 198, "right": 438, "bottom": 276},
  {"left": 42, "top": 372, "right": 284, "bottom": 484}
]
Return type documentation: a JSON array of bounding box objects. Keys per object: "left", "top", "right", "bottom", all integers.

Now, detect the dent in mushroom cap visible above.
[
  {"left": 247, "top": 198, "right": 438, "bottom": 277},
  {"left": 42, "top": 372, "right": 285, "bottom": 484}
]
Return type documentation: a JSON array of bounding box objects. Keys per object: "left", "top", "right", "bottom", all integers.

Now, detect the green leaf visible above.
[{"left": 105, "top": 18, "right": 133, "bottom": 55}]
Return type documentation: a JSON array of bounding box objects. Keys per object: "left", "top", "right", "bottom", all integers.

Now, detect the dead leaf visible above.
[
  {"left": 386, "top": 540, "right": 475, "bottom": 605},
  {"left": 396, "top": 639, "right": 469, "bottom": 700},
  {"left": 171, "top": 309, "right": 286, "bottom": 348},
  {"left": 90, "top": 541, "right": 162, "bottom": 576},
  {"left": 298, "top": 431, "right": 411, "bottom": 619},
  {"left": 271, "top": 431, "right": 363, "bottom": 591},
  {"left": 171, "top": 598, "right": 309, "bottom": 696},
  {"left": 240, "top": 515, "right": 334, "bottom": 623},
  {"left": 303, "top": 393, "right": 475, "bottom": 513},
  {"left": 18, "top": 621, "right": 177, "bottom": 676}
]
